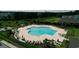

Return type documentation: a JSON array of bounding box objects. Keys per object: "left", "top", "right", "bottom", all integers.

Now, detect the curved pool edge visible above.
[{"left": 15, "top": 25, "right": 68, "bottom": 42}]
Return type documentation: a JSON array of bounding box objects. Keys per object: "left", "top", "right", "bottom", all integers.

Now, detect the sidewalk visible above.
[{"left": 1, "top": 40, "right": 18, "bottom": 48}]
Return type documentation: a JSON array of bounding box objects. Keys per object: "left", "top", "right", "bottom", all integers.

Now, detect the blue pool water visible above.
[{"left": 27, "top": 27, "right": 57, "bottom": 36}]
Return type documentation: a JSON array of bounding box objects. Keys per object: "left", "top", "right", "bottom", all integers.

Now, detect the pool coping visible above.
[{"left": 15, "top": 25, "right": 68, "bottom": 42}]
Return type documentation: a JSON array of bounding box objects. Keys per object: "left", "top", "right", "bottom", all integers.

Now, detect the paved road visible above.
[
  {"left": 69, "top": 38, "right": 79, "bottom": 48},
  {"left": 1, "top": 40, "right": 18, "bottom": 48},
  {"left": 0, "top": 43, "right": 8, "bottom": 48}
]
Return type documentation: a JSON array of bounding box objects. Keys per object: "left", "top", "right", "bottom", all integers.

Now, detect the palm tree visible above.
[
  {"left": 60, "top": 40, "right": 69, "bottom": 48},
  {"left": 6, "top": 30, "right": 12, "bottom": 37},
  {"left": 43, "top": 39, "right": 56, "bottom": 48},
  {"left": 0, "top": 42, "right": 2, "bottom": 46},
  {"left": 50, "top": 39, "right": 55, "bottom": 48},
  {"left": 43, "top": 38, "right": 48, "bottom": 47}
]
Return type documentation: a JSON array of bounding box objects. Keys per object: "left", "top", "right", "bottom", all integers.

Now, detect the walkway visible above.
[
  {"left": 0, "top": 42, "right": 8, "bottom": 48},
  {"left": 1, "top": 40, "right": 18, "bottom": 48}
]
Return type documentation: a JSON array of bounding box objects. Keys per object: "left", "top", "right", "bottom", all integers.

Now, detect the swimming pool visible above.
[{"left": 27, "top": 27, "right": 57, "bottom": 36}]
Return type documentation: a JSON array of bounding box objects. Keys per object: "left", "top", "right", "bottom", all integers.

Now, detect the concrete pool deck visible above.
[{"left": 15, "top": 25, "right": 67, "bottom": 42}]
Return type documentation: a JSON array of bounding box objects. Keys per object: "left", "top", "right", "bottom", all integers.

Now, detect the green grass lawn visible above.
[
  {"left": 66, "top": 27, "right": 79, "bottom": 38},
  {"left": 0, "top": 17, "right": 70, "bottom": 48},
  {"left": 0, "top": 31, "right": 24, "bottom": 48},
  {"left": 39, "top": 17, "right": 61, "bottom": 23},
  {"left": 0, "top": 31, "right": 69, "bottom": 48},
  {"left": 0, "top": 17, "right": 61, "bottom": 28},
  {"left": 0, "top": 20, "right": 21, "bottom": 28},
  {"left": 0, "top": 31, "right": 43, "bottom": 48}
]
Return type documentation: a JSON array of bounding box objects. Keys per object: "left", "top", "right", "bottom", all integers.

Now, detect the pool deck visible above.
[{"left": 16, "top": 25, "right": 68, "bottom": 42}]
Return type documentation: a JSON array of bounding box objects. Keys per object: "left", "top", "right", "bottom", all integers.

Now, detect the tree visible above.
[
  {"left": 0, "top": 42, "right": 2, "bottom": 46},
  {"left": 43, "top": 38, "right": 55, "bottom": 48},
  {"left": 43, "top": 38, "right": 49, "bottom": 47},
  {"left": 60, "top": 40, "right": 69, "bottom": 48},
  {"left": 6, "top": 30, "right": 13, "bottom": 38}
]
